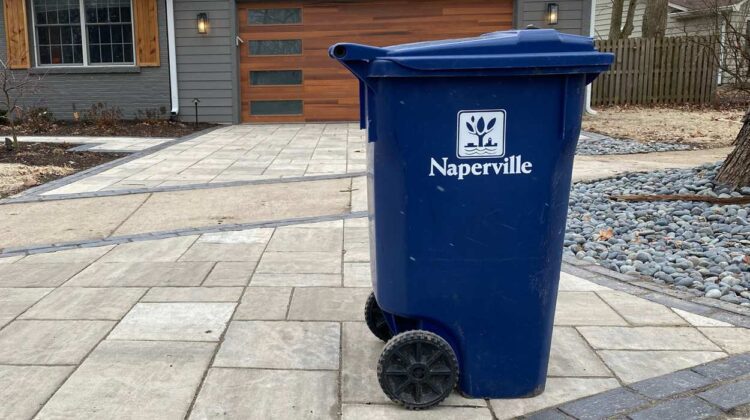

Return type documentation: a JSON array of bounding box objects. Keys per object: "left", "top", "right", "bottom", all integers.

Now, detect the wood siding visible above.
[
  {"left": 3, "top": 0, "right": 30, "bottom": 68},
  {"left": 134, "top": 0, "right": 161, "bottom": 66},
  {"left": 591, "top": 36, "right": 718, "bottom": 105},
  {"left": 238, "top": 0, "right": 513, "bottom": 122}
]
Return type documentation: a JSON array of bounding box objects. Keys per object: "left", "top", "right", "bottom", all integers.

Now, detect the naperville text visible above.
[{"left": 429, "top": 155, "right": 533, "bottom": 180}]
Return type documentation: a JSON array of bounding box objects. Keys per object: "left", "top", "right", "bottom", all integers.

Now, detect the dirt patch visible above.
[
  {"left": 0, "top": 143, "right": 125, "bottom": 198},
  {"left": 0, "top": 119, "right": 215, "bottom": 138},
  {"left": 582, "top": 106, "right": 744, "bottom": 148}
]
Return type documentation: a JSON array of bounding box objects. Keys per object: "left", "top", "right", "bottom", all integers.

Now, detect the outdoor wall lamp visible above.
[
  {"left": 546, "top": 3, "right": 559, "bottom": 26},
  {"left": 197, "top": 13, "right": 209, "bottom": 34}
]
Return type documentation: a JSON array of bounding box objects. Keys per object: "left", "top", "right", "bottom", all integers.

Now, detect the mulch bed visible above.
[
  {"left": 0, "top": 143, "right": 127, "bottom": 198},
  {"left": 0, "top": 120, "right": 215, "bottom": 138},
  {"left": 0, "top": 142, "right": 125, "bottom": 167}
]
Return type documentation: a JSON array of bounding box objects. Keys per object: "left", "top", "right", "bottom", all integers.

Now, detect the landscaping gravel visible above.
[
  {"left": 565, "top": 163, "right": 750, "bottom": 306},
  {"left": 577, "top": 134, "right": 692, "bottom": 156}
]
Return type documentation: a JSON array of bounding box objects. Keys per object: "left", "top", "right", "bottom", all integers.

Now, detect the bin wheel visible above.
[
  {"left": 377, "top": 330, "right": 459, "bottom": 410},
  {"left": 365, "top": 292, "right": 393, "bottom": 342}
]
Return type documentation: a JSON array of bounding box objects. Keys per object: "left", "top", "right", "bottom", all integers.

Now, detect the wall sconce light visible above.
[
  {"left": 546, "top": 3, "right": 559, "bottom": 26},
  {"left": 197, "top": 13, "right": 209, "bottom": 34}
]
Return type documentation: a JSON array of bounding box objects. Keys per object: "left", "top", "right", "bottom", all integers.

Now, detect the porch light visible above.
[
  {"left": 197, "top": 13, "right": 209, "bottom": 34},
  {"left": 546, "top": 3, "right": 559, "bottom": 25}
]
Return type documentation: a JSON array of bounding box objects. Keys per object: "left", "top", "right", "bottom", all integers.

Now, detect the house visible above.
[
  {"left": 595, "top": 0, "right": 748, "bottom": 39},
  {"left": 1, "top": 0, "right": 594, "bottom": 124}
]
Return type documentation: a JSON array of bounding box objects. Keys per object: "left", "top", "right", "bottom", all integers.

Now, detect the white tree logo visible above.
[{"left": 457, "top": 110, "right": 505, "bottom": 159}]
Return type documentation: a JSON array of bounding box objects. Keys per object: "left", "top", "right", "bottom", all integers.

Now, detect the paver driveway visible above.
[{"left": 0, "top": 218, "right": 747, "bottom": 419}]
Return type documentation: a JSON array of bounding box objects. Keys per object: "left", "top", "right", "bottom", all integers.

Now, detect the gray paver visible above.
[
  {"left": 0, "top": 288, "right": 53, "bottom": 327},
  {"left": 341, "top": 404, "right": 493, "bottom": 419},
  {"left": 343, "top": 262, "right": 371, "bottom": 287},
  {"left": 526, "top": 409, "right": 574, "bottom": 420},
  {"left": 577, "top": 327, "right": 722, "bottom": 351},
  {"left": 233, "top": 287, "right": 291, "bottom": 320},
  {"left": 699, "top": 327, "right": 750, "bottom": 354},
  {"left": 287, "top": 287, "right": 370, "bottom": 321},
  {"left": 0, "top": 320, "right": 114, "bottom": 364},
  {"left": 250, "top": 273, "right": 341, "bottom": 287},
  {"left": 0, "top": 263, "right": 87, "bottom": 287},
  {"left": 179, "top": 243, "right": 266, "bottom": 262},
  {"left": 36, "top": 340, "right": 215, "bottom": 420},
  {"left": 548, "top": 327, "right": 611, "bottom": 377},
  {"left": 691, "top": 353, "right": 750, "bottom": 381},
  {"left": 20, "top": 287, "right": 146, "bottom": 320},
  {"left": 266, "top": 226, "right": 343, "bottom": 252},
  {"left": 629, "top": 369, "right": 715, "bottom": 399},
  {"left": 66, "top": 262, "right": 214, "bottom": 287},
  {"left": 189, "top": 368, "right": 339, "bottom": 420},
  {"left": 100, "top": 236, "right": 198, "bottom": 262},
  {"left": 19, "top": 246, "right": 114, "bottom": 264},
  {"left": 141, "top": 287, "right": 243, "bottom": 302},
  {"left": 202, "top": 261, "right": 256, "bottom": 286},
  {"left": 628, "top": 396, "right": 723, "bottom": 420},
  {"left": 597, "top": 350, "right": 726, "bottom": 383},
  {"left": 559, "top": 388, "right": 649, "bottom": 420},
  {"left": 697, "top": 379, "right": 750, "bottom": 410},
  {"left": 554, "top": 292, "right": 627, "bottom": 326},
  {"left": 489, "top": 378, "right": 621, "bottom": 419},
  {"left": 109, "top": 302, "right": 236, "bottom": 341},
  {"left": 214, "top": 321, "right": 340, "bottom": 370},
  {"left": 255, "top": 251, "right": 342, "bottom": 274},
  {"left": 0, "top": 365, "right": 75, "bottom": 420}
]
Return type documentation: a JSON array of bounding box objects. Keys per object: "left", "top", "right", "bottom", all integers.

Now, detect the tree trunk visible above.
[
  {"left": 642, "top": 0, "right": 668, "bottom": 38},
  {"left": 715, "top": 108, "right": 750, "bottom": 189},
  {"left": 610, "top": 0, "right": 625, "bottom": 41}
]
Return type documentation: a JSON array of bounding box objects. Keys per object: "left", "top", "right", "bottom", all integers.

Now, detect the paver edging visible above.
[{"left": 527, "top": 353, "right": 750, "bottom": 420}]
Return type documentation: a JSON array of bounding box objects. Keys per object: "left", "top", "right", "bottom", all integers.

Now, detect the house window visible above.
[
  {"left": 250, "top": 100, "right": 303, "bottom": 115},
  {"left": 250, "top": 70, "right": 303, "bottom": 85},
  {"left": 32, "top": 0, "right": 134, "bottom": 66},
  {"left": 248, "top": 8, "right": 301, "bottom": 25},
  {"left": 249, "top": 40, "right": 302, "bottom": 56}
]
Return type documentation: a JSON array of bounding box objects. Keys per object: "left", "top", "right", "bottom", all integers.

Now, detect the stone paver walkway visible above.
[
  {"left": 33, "top": 124, "right": 729, "bottom": 196},
  {"left": 1, "top": 218, "right": 747, "bottom": 419},
  {"left": 42, "top": 124, "right": 365, "bottom": 195}
]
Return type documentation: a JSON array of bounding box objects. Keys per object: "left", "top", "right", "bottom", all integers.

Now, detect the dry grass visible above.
[
  {"left": 582, "top": 106, "right": 745, "bottom": 148},
  {"left": 0, "top": 163, "right": 74, "bottom": 198}
]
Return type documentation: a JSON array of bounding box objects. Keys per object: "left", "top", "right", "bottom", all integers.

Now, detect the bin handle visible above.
[{"left": 328, "top": 43, "right": 387, "bottom": 86}]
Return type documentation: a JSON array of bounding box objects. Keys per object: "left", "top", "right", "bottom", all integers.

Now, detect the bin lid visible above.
[{"left": 330, "top": 29, "right": 613, "bottom": 76}]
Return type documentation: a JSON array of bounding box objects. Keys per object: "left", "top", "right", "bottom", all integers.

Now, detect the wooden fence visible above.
[{"left": 591, "top": 36, "right": 719, "bottom": 106}]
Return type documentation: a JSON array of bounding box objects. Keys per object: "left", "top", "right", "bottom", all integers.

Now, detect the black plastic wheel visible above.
[
  {"left": 377, "top": 330, "right": 459, "bottom": 410},
  {"left": 365, "top": 292, "right": 393, "bottom": 342}
]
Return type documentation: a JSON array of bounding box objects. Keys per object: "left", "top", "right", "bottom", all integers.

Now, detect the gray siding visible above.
[
  {"left": 516, "top": 0, "right": 592, "bottom": 35},
  {"left": 173, "top": 0, "right": 236, "bottom": 124},
  {"left": 0, "top": 0, "right": 170, "bottom": 119}
]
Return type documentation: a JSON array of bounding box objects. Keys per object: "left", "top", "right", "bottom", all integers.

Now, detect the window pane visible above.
[
  {"left": 34, "top": 0, "right": 83, "bottom": 65},
  {"left": 250, "top": 70, "right": 303, "bottom": 86},
  {"left": 248, "top": 8, "right": 301, "bottom": 25},
  {"left": 250, "top": 100, "right": 303, "bottom": 116},
  {"left": 83, "top": 0, "right": 134, "bottom": 64},
  {"left": 249, "top": 40, "right": 301, "bottom": 56}
]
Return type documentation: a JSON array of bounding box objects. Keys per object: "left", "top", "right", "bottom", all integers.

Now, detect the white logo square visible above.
[{"left": 456, "top": 109, "right": 506, "bottom": 159}]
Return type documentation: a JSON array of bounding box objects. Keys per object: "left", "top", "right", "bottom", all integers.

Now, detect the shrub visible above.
[
  {"left": 20, "top": 107, "right": 55, "bottom": 133},
  {"left": 135, "top": 106, "right": 168, "bottom": 124},
  {"left": 83, "top": 102, "right": 123, "bottom": 129}
]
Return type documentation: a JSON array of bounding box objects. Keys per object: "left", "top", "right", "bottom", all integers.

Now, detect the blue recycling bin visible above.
[{"left": 330, "top": 29, "right": 613, "bottom": 408}]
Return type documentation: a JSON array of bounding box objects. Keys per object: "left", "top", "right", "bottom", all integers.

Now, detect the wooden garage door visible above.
[{"left": 238, "top": 1, "right": 513, "bottom": 123}]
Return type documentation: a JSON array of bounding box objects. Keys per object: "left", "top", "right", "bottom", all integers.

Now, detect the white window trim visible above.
[{"left": 30, "top": 0, "right": 137, "bottom": 68}]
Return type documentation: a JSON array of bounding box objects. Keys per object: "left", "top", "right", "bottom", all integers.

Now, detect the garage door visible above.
[{"left": 237, "top": 1, "right": 513, "bottom": 123}]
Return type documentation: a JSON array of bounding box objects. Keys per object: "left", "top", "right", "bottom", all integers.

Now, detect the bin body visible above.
[{"left": 332, "top": 29, "right": 612, "bottom": 398}]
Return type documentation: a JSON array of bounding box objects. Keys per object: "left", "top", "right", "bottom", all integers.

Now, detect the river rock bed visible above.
[
  {"left": 565, "top": 163, "right": 750, "bottom": 306},
  {"left": 577, "top": 133, "right": 693, "bottom": 155}
]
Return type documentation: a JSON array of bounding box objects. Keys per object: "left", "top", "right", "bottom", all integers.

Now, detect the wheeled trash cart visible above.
[{"left": 330, "top": 29, "right": 613, "bottom": 409}]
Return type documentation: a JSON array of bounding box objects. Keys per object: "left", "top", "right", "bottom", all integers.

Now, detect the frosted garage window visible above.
[
  {"left": 250, "top": 70, "right": 303, "bottom": 85},
  {"left": 250, "top": 100, "right": 303, "bottom": 116},
  {"left": 248, "top": 8, "right": 301, "bottom": 25},
  {"left": 249, "top": 40, "right": 302, "bottom": 56}
]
